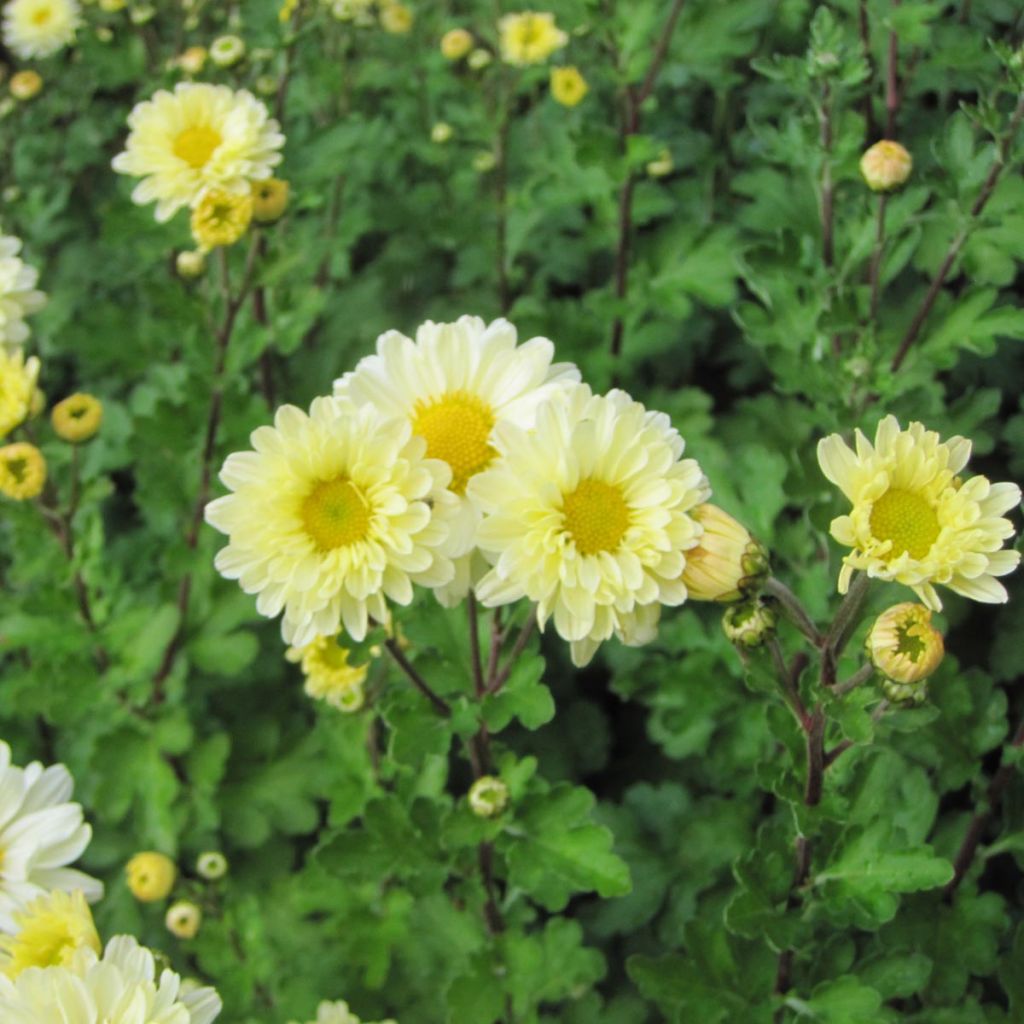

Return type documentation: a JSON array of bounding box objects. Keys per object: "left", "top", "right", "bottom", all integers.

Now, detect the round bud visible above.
[
  {"left": 682, "top": 504, "right": 769, "bottom": 603},
  {"left": 251, "top": 178, "right": 289, "bottom": 223},
  {"left": 209, "top": 34, "right": 245, "bottom": 68},
  {"left": 467, "top": 48, "right": 492, "bottom": 70},
  {"left": 0, "top": 442, "right": 46, "bottom": 501},
  {"left": 177, "top": 45, "right": 207, "bottom": 75},
  {"left": 468, "top": 775, "right": 509, "bottom": 818},
  {"left": 722, "top": 599, "right": 777, "bottom": 649},
  {"left": 440, "top": 28, "right": 473, "bottom": 60},
  {"left": 431, "top": 121, "right": 453, "bottom": 144},
  {"left": 176, "top": 249, "right": 206, "bottom": 279},
  {"left": 866, "top": 602, "right": 943, "bottom": 701},
  {"left": 165, "top": 900, "right": 202, "bottom": 939},
  {"left": 9, "top": 70, "right": 42, "bottom": 101},
  {"left": 646, "top": 148, "right": 673, "bottom": 178},
  {"left": 126, "top": 851, "right": 177, "bottom": 902},
  {"left": 51, "top": 393, "right": 103, "bottom": 443},
  {"left": 472, "top": 150, "right": 496, "bottom": 173},
  {"left": 860, "top": 140, "right": 912, "bottom": 192},
  {"left": 196, "top": 851, "right": 229, "bottom": 880}
]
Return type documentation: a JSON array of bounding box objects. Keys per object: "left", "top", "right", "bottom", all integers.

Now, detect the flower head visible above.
[
  {"left": 681, "top": 503, "right": 768, "bottom": 602},
  {"left": 646, "top": 148, "right": 673, "bottom": 177},
  {"left": 467, "top": 47, "right": 491, "bottom": 69},
  {"left": 176, "top": 249, "right": 206, "bottom": 278},
  {"left": 0, "top": 741, "right": 103, "bottom": 932},
  {"left": 2, "top": 0, "right": 79, "bottom": 59},
  {"left": 206, "top": 397, "right": 458, "bottom": 646},
  {"left": 470, "top": 385, "right": 710, "bottom": 666},
  {"left": 288, "top": 1001, "right": 397, "bottom": 1024},
  {"left": 0, "top": 442, "right": 45, "bottom": 500},
  {"left": 125, "top": 851, "right": 176, "bottom": 903},
  {"left": 8, "top": 70, "right": 42, "bottom": 100},
  {"left": 286, "top": 634, "right": 368, "bottom": 710},
  {"left": 0, "top": 890, "right": 100, "bottom": 977},
  {"left": 251, "top": 177, "right": 289, "bottom": 222},
  {"left": 498, "top": 11, "right": 567, "bottom": 65},
  {"left": 0, "top": 348, "right": 40, "bottom": 438},
  {"left": 468, "top": 776, "right": 508, "bottom": 818},
  {"left": 112, "top": 82, "right": 284, "bottom": 222},
  {"left": 333, "top": 316, "right": 579, "bottom": 606},
  {"left": 860, "top": 140, "right": 912, "bottom": 192},
  {"left": 430, "top": 121, "right": 453, "bottom": 144},
  {"left": 191, "top": 188, "right": 253, "bottom": 250},
  {"left": 818, "top": 415, "right": 1020, "bottom": 608},
  {"left": 51, "top": 393, "right": 102, "bottom": 443},
  {"left": 165, "top": 901, "right": 201, "bottom": 940},
  {"left": 550, "top": 66, "right": 587, "bottom": 106},
  {"left": 0, "top": 235, "right": 46, "bottom": 350},
  {"left": 440, "top": 27, "right": 472, "bottom": 60}
]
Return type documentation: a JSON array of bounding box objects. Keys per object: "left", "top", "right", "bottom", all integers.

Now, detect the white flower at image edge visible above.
[
  {"left": 0, "top": 741, "right": 102, "bottom": 933},
  {"left": 0, "top": 234, "right": 46, "bottom": 350},
  {"left": 2, "top": 0, "right": 79, "bottom": 59},
  {"left": 0, "top": 935, "right": 221, "bottom": 1023}
]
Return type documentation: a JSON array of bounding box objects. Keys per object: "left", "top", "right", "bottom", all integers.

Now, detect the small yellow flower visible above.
[
  {"left": 0, "top": 442, "right": 45, "bottom": 501},
  {"left": 176, "top": 249, "right": 206, "bottom": 278},
  {"left": 468, "top": 775, "right": 508, "bottom": 818},
  {"left": 0, "top": 348, "right": 41, "bottom": 438},
  {"left": 550, "top": 66, "right": 587, "bottom": 107},
  {"left": 177, "top": 44, "right": 207, "bottom": 74},
  {"left": 440, "top": 27, "right": 472, "bottom": 60},
  {"left": 126, "top": 851, "right": 177, "bottom": 902},
  {"left": 51, "top": 392, "right": 102, "bottom": 443},
  {"left": 165, "top": 900, "right": 202, "bottom": 939},
  {"left": 251, "top": 177, "right": 289, "bottom": 223},
  {"left": 209, "top": 33, "right": 245, "bottom": 68},
  {"left": 430, "top": 121, "right": 453, "bottom": 144},
  {"left": 867, "top": 602, "right": 944, "bottom": 693},
  {"left": 0, "top": 890, "right": 100, "bottom": 977},
  {"left": 860, "top": 140, "right": 912, "bottom": 192},
  {"left": 196, "top": 851, "right": 228, "bottom": 880},
  {"left": 681, "top": 504, "right": 768, "bottom": 603},
  {"left": 8, "top": 69, "right": 41, "bottom": 101},
  {"left": 646, "top": 148, "right": 673, "bottom": 178},
  {"left": 287, "top": 635, "right": 369, "bottom": 711},
  {"left": 379, "top": 1, "right": 412, "bottom": 34},
  {"left": 191, "top": 188, "right": 253, "bottom": 251},
  {"left": 498, "top": 11, "right": 567, "bottom": 66}
]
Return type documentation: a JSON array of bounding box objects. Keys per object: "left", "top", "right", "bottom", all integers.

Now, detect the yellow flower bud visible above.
[
  {"left": 176, "top": 249, "right": 206, "bottom": 279},
  {"left": 177, "top": 45, "right": 207, "bottom": 75},
  {"left": 646, "top": 148, "right": 673, "bottom": 178},
  {"left": 251, "top": 178, "right": 289, "bottom": 223},
  {"left": 125, "top": 851, "right": 177, "bottom": 902},
  {"left": 440, "top": 28, "right": 473, "bottom": 60},
  {"left": 867, "top": 602, "right": 943, "bottom": 697},
  {"left": 550, "top": 66, "right": 588, "bottom": 107},
  {"left": 468, "top": 775, "right": 509, "bottom": 818},
  {"left": 467, "top": 48, "right": 492, "bottom": 70},
  {"left": 472, "top": 150, "right": 496, "bottom": 173},
  {"left": 860, "top": 140, "right": 912, "bottom": 192},
  {"left": 196, "top": 851, "right": 229, "bottom": 880},
  {"left": 682, "top": 504, "right": 769, "bottom": 603},
  {"left": 165, "top": 900, "right": 202, "bottom": 939},
  {"left": 0, "top": 443, "right": 46, "bottom": 501},
  {"left": 379, "top": 2, "right": 413, "bottom": 34},
  {"left": 9, "top": 70, "right": 42, "bottom": 101},
  {"left": 51, "top": 393, "right": 103, "bottom": 443},
  {"left": 431, "top": 121, "right": 453, "bottom": 144},
  {"left": 722, "top": 599, "right": 777, "bottom": 649},
  {"left": 191, "top": 189, "right": 253, "bottom": 251}
]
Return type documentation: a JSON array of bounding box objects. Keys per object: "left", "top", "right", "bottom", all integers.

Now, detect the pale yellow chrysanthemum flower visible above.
[
  {"left": 0, "top": 890, "right": 100, "bottom": 977},
  {"left": 2, "top": 0, "right": 80, "bottom": 59},
  {"left": 0, "top": 235, "right": 46, "bottom": 351},
  {"left": 470, "top": 385, "right": 710, "bottom": 666},
  {"left": 191, "top": 188, "right": 253, "bottom": 250},
  {"left": 0, "top": 348, "right": 40, "bottom": 438},
  {"left": 440, "top": 27, "right": 472, "bottom": 60},
  {"left": 0, "top": 935, "right": 222, "bottom": 1023},
  {"left": 550, "top": 66, "right": 587, "bottom": 107},
  {"left": 498, "top": 11, "right": 567, "bottom": 66},
  {"left": 0, "top": 442, "right": 46, "bottom": 500},
  {"left": 286, "top": 634, "right": 368, "bottom": 711},
  {"left": 112, "top": 82, "right": 285, "bottom": 222},
  {"left": 818, "top": 415, "right": 1021, "bottom": 608},
  {"left": 333, "top": 316, "right": 580, "bottom": 606},
  {"left": 866, "top": 602, "right": 944, "bottom": 685},
  {"left": 206, "top": 397, "right": 458, "bottom": 646}
]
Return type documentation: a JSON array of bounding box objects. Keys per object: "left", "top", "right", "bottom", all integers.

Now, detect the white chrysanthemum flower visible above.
[
  {"left": 0, "top": 935, "right": 221, "bottom": 1023},
  {"left": 0, "top": 743, "right": 102, "bottom": 933},
  {"left": 0, "top": 236, "right": 46, "bottom": 351},
  {"left": 112, "top": 82, "right": 285, "bottom": 222},
  {"left": 2, "top": 0, "right": 80, "bottom": 59},
  {"left": 818, "top": 415, "right": 1021, "bottom": 609},
  {"left": 288, "top": 999, "right": 397, "bottom": 1024},
  {"left": 206, "top": 397, "right": 458, "bottom": 647},
  {"left": 333, "top": 316, "right": 580, "bottom": 605},
  {"left": 469, "top": 385, "right": 711, "bottom": 666}
]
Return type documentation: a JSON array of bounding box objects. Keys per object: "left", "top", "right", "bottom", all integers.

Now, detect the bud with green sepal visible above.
[
  {"left": 866, "top": 602, "right": 943, "bottom": 705},
  {"left": 682, "top": 504, "right": 769, "bottom": 603},
  {"left": 722, "top": 599, "right": 777, "bottom": 649}
]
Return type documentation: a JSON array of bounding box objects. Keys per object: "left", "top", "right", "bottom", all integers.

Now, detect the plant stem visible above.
[
  {"left": 383, "top": 638, "right": 451, "bottom": 717},
  {"left": 768, "top": 638, "right": 810, "bottom": 729},
  {"left": 764, "top": 577, "right": 823, "bottom": 646},
  {"left": 487, "top": 612, "right": 537, "bottom": 694},
  {"left": 834, "top": 663, "right": 874, "bottom": 697}
]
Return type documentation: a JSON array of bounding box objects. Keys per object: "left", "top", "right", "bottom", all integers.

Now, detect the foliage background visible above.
[{"left": 2, "top": 0, "right": 1024, "bottom": 1020}]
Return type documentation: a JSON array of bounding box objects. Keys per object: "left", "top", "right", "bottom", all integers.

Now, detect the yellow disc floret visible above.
[
  {"left": 172, "top": 125, "right": 223, "bottom": 169},
  {"left": 300, "top": 478, "right": 372, "bottom": 551},
  {"left": 51, "top": 393, "right": 102, "bottom": 443},
  {"left": 562, "top": 479, "right": 630, "bottom": 555},
  {"left": 125, "top": 851, "right": 177, "bottom": 902},
  {"left": 0, "top": 442, "right": 46, "bottom": 500},
  {"left": 412, "top": 389, "right": 496, "bottom": 494},
  {"left": 0, "top": 890, "right": 100, "bottom": 977},
  {"left": 868, "top": 488, "right": 939, "bottom": 560}
]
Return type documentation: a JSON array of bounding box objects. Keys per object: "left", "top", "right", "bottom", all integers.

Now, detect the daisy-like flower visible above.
[
  {"left": 2, "top": 0, "right": 80, "bottom": 59},
  {"left": 0, "top": 348, "right": 40, "bottom": 439},
  {"left": 286, "top": 635, "right": 369, "bottom": 711},
  {"left": 0, "top": 934, "right": 222, "bottom": 1023},
  {"left": 206, "top": 397, "right": 458, "bottom": 646},
  {"left": 0, "top": 235, "right": 46, "bottom": 351},
  {"left": 498, "top": 11, "right": 567, "bottom": 66},
  {"left": 333, "top": 316, "right": 580, "bottom": 605},
  {"left": 469, "top": 385, "right": 710, "bottom": 666},
  {"left": 0, "top": 890, "right": 100, "bottom": 977},
  {"left": 818, "top": 415, "right": 1021, "bottom": 608},
  {"left": 112, "top": 82, "right": 285, "bottom": 222},
  {"left": 0, "top": 741, "right": 103, "bottom": 933},
  {"left": 550, "top": 66, "right": 588, "bottom": 107}
]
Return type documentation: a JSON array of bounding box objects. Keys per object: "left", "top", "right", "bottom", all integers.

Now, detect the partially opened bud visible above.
[
  {"left": 440, "top": 28, "right": 473, "bottom": 60},
  {"left": 682, "top": 504, "right": 768, "bottom": 602},
  {"left": 722, "top": 599, "right": 777, "bottom": 649},
  {"left": 860, "top": 140, "right": 912, "bottom": 192},
  {"left": 867, "top": 602, "right": 943, "bottom": 701},
  {"left": 0, "top": 442, "right": 46, "bottom": 500},
  {"left": 165, "top": 900, "right": 202, "bottom": 939},
  {"left": 126, "top": 851, "right": 176, "bottom": 902},
  {"left": 468, "top": 775, "right": 509, "bottom": 818}
]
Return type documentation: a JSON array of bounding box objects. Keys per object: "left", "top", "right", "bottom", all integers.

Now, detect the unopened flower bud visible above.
[
  {"left": 860, "top": 140, "right": 912, "bottom": 192},
  {"left": 176, "top": 249, "right": 206, "bottom": 279},
  {"left": 379, "top": 1, "right": 412, "bottom": 33},
  {"left": 440, "top": 28, "right": 473, "bottom": 60},
  {"left": 9, "top": 70, "right": 42, "bottom": 101},
  {"left": 209, "top": 34, "right": 245, "bottom": 68},
  {"left": 722, "top": 599, "right": 777, "bottom": 649},
  {"left": 682, "top": 504, "right": 769, "bottom": 603},
  {"left": 468, "top": 775, "right": 509, "bottom": 818},
  {"left": 51, "top": 393, "right": 103, "bottom": 443},
  {"left": 178, "top": 45, "right": 207, "bottom": 75},
  {"left": 646, "top": 148, "right": 673, "bottom": 178},
  {"left": 0, "top": 443, "right": 46, "bottom": 500},
  {"left": 431, "top": 121, "right": 453, "bottom": 144},
  {"left": 196, "top": 851, "right": 229, "bottom": 880},
  {"left": 126, "top": 851, "right": 177, "bottom": 902},
  {"left": 867, "top": 602, "right": 943, "bottom": 701},
  {"left": 472, "top": 150, "right": 496, "bottom": 173},
  {"left": 165, "top": 900, "right": 202, "bottom": 939},
  {"left": 467, "top": 48, "right": 492, "bottom": 70},
  {"left": 129, "top": 4, "right": 155, "bottom": 24},
  {"left": 251, "top": 178, "right": 289, "bottom": 223},
  {"left": 255, "top": 74, "right": 278, "bottom": 96}
]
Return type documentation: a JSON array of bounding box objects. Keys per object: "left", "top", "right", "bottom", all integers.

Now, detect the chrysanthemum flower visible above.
[
  {"left": 2, "top": 0, "right": 80, "bottom": 59},
  {"left": 51, "top": 393, "right": 102, "bottom": 443},
  {"left": 206, "top": 397, "right": 458, "bottom": 646},
  {"left": 818, "top": 415, "right": 1021, "bottom": 608},
  {"left": 286, "top": 634, "right": 368, "bottom": 710},
  {"left": 0, "top": 890, "right": 100, "bottom": 977},
  {"left": 469, "top": 385, "right": 710, "bottom": 666},
  {"left": 550, "top": 66, "right": 588, "bottom": 107},
  {"left": 112, "top": 82, "right": 285, "bottom": 222},
  {"left": 0, "top": 349, "right": 40, "bottom": 439},
  {"left": 333, "top": 316, "right": 580, "bottom": 606},
  {"left": 498, "top": 11, "right": 567, "bottom": 65},
  {"left": 208, "top": 34, "right": 244, "bottom": 68},
  {"left": 165, "top": 900, "right": 201, "bottom": 940},
  {"left": 0, "top": 935, "right": 222, "bottom": 1023},
  {"left": 681, "top": 503, "right": 768, "bottom": 603},
  {"left": 379, "top": 1, "right": 412, "bottom": 33},
  {"left": 0, "top": 741, "right": 103, "bottom": 933},
  {"left": 0, "top": 235, "right": 46, "bottom": 351},
  {"left": 190, "top": 188, "right": 253, "bottom": 250}
]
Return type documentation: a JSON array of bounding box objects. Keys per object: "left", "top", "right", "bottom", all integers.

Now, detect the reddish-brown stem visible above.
[
  {"left": 384, "top": 638, "right": 451, "bottom": 717},
  {"left": 487, "top": 613, "right": 537, "bottom": 694}
]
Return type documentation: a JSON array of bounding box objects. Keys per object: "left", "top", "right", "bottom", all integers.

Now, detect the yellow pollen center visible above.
[
  {"left": 301, "top": 477, "right": 371, "bottom": 551},
  {"left": 562, "top": 479, "right": 631, "bottom": 555},
  {"left": 869, "top": 488, "right": 940, "bottom": 560},
  {"left": 172, "top": 125, "right": 222, "bottom": 169},
  {"left": 31, "top": 6, "right": 52, "bottom": 24},
  {"left": 412, "top": 390, "right": 496, "bottom": 495}
]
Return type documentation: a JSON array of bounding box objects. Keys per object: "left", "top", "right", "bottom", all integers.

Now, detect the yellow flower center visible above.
[
  {"left": 869, "top": 488, "right": 940, "bottom": 559},
  {"left": 412, "top": 389, "right": 496, "bottom": 495},
  {"left": 173, "top": 125, "right": 222, "bottom": 169},
  {"left": 562, "top": 479, "right": 631, "bottom": 555},
  {"left": 301, "top": 477, "right": 371, "bottom": 551},
  {"left": 31, "top": 6, "right": 52, "bottom": 25}
]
